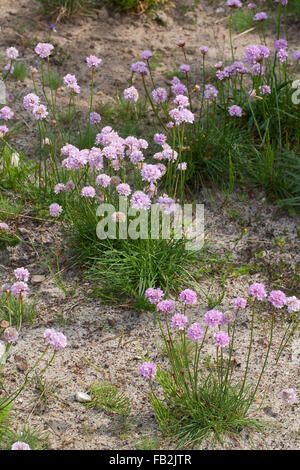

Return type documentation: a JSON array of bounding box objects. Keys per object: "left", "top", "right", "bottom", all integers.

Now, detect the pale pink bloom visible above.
[{"left": 34, "top": 42, "right": 54, "bottom": 58}]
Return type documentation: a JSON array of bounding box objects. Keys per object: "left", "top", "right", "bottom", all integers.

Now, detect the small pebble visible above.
[{"left": 75, "top": 391, "right": 92, "bottom": 403}]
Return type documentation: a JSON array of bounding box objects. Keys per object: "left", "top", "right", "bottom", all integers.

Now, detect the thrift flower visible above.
[
  {"left": 90, "top": 112, "right": 101, "bottom": 124},
  {"left": 6, "top": 47, "right": 19, "bottom": 60},
  {"left": 34, "top": 42, "right": 54, "bottom": 58},
  {"left": 179, "top": 289, "right": 197, "bottom": 305},
  {"left": 124, "top": 86, "right": 139, "bottom": 103},
  {"left": 228, "top": 105, "right": 243, "bottom": 117},
  {"left": 14, "top": 267, "right": 30, "bottom": 282},
  {"left": 145, "top": 287, "right": 164, "bottom": 305},
  {"left": 205, "top": 309, "right": 226, "bottom": 327},
  {"left": 139, "top": 362, "right": 157, "bottom": 380},
  {"left": 279, "top": 388, "right": 297, "bottom": 405},
  {"left": 157, "top": 300, "right": 175, "bottom": 313},
  {"left": 86, "top": 55, "right": 102, "bottom": 68},
  {"left": 171, "top": 313, "right": 188, "bottom": 330},
  {"left": 248, "top": 282, "right": 267, "bottom": 300},
  {"left": 0, "top": 222, "right": 9, "bottom": 231},
  {"left": 81, "top": 186, "right": 96, "bottom": 198},
  {"left": 187, "top": 323, "right": 205, "bottom": 342},
  {"left": 130, "top": 191, "right": 151, "bottom": 210},
  {"left": 11, "top": 442, "right": 30, "bottom": 450},
  {"left": 49, "top": 203, "right": 62, "bottom": 217},
  {"left": 4, "top": 327, "right": 19, "bottom": 344},
  {"left": 233, "top": 297, "right": 247, "bottom": 308},
  {"left": 268, "top": 290, "right": 287, "bottom": 308},
  {"left": 0, "top": 106, "right": 14, "bottom": 121},
  {"left": 214, "top": 331, "right": 230, "bottom": 347},
  {"left": 10, "top": 282, "right": 29, "bottom": 298},
  {"left": 286, "top": 296, "right": 300, "bottom": 313},
  {"left": 44, "top": 328, "right": 67, "bottom": 350}
]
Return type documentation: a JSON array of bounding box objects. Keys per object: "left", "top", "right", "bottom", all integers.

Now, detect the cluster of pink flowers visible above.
[
  {"left": 131, "top": 61, "right": 149, "bottom": 75},
  {"left": 35, "top": 42, "right": 54, "bottom": 58},
  {"left": 205, "top": 309, "right": 226, "bottom": 327},
  {"left": 279, "top": 388, "right": 297, "bottom": 405},
  {"left": 0, "top": 106, "right": 14, "bottom": 121},
  {"left": 11, "top": 442, "right": 31, "bottom": 450},
  {"left": 86, "top": 55, "right": 102, "bottom": 68},
  {"left": 14, "top": 267, "right": 30, "bottom": 282},
  {"left": 0, "top": 222, "right": 9, "bottom": 231},
  {"left": 124, "top": 86, "right": 139, "bottom": 103},
  {"left": 139, "top": 362, "right": 157, "bottom": 380},
  {"left": 63, "top": 74, "right": 80, "bottom": 94},
  {"left": 228, "top": 105, "right": 243, "bottom": 117},
  {"left": 152, "top": 87, "right": 167, "bottom": 104},
  {"left": 49, "top": 203, "right": 63, "bottom": 217},
  {"left": 44, "top": 328, "right": 67, "bottom": 350},
  {"left": 4, "top": 326, "right": 19, "bottom": 344},
  {"left": 179, "top": 289, "right": 197, "bottom": 305},
  {"left": 171, "top": 313, "right": 188, "bottom": 330},
  {"left": 23, "top": 93, "right": 48, "bottom": 120}
]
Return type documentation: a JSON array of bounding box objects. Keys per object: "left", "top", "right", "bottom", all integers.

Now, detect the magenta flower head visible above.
[
  {"left": 154, "top": 133, "right": 167, "bottom": 145},
  {"left": 23, "top": 93, "right": 40, "bottom": 111},
  {"left": 81, "top": 186, "right": 96, "bottom": 198},
  {"left": 279, "top": 388, "right": 297, "bottom": 405},
  {"left": 248, "top": 282, "right": 267, "bottom": 300},
  {"left": 44, "top": 328, "right": 67, "bottom": 351},
  {"left": 34, "top": 42, "right": 54, "bottom": 58},
  {"left": 141, "top": 50, "right": 152, "bottom": 60},
  {"left": 204, "top": 309, "right": 226, "bottom": 328},
  {"left": 180, "top": 64, "right": 190, "bottom": 74},
  {"left": 226, "top": 0, "right": 242, "bottom": 7},
  {"left": 152, "top": 87, "right": 167, "bottom": 104},
  {"left": 228, "top": 105, "right": 243, "bottom": 117},
  {"left": 157, "top": 300, "right": 175, "bottom": 314},
  {"left": 116, "top": 183, "right": 131, "bottom": 196},
  {"left": 233, "top": 297, "right": 247, "bottom": 309},
  {"left": 130, "top": 191, "right": 151, "bottom": 210},
  {"left": 171, "top": 313, "right": 188, "bottom": 330},
  {"left": 214, "top": 331, "right": 230, "bottom": 348},
  {"left": 4, "top": 327, "right": 19, "bottom": 344},
  {"left": 131, "top": 61, "right": 149, "bottom": 75},
  {"left": 294, "top": 51, "right": 300, "bottom": 61},
  {"left": 96, "top": 174, "right": 111, "bottom": 188},
  {"left": 253, "top": 12, "right": 268, "bottom": 21},
  {"left": 286, "top": 296, "right": 300, "bottom": 313},
  {"left": 204, "top": 309, "right": 226, "bottom": 327},
  {"left": 275, "top": 39, "right": 288, "bottom": 51},
  {"left": 268, "top": 290, "right": 287, "bottom": 309},
  {"left": 14, "top": 267, "right": 30, "bottom": 282},
  {"left": 49, "top": 203, "right": 62, "bottom": 217},
  {"left": 187, "top": 323, "right": 204, "bottom": 342},
  {"left": 10, "top": 282, "right": 29, "bottom": 298},
  {"left": 145, "top": 287, "right": 164, "bottom": 305},
  {"left": 200, "top": 46, "right": 209, "bottom": 55},
  {"left": 0, "top": 106, "right": 14, "bottom": 121},
  {"left": 139, "top": 361, "right": 157, "bottom": 380},
  {"left": 248, "top": 3, "right": 257, "bottom": 9},
  {"left": 90, "top": 112, "right": 101, "bottom": 124},
  {"left": 179, "top": 289, "right": 197, "bottom": 305},
  {"left": 124, "top": 86, "right": 139, "bottom": 103},
  {"left": 86, "top": 55, "right": 102, "bottom": 68},
  {"left": 277, "top": 49, "right": 288, "bottom": 63},
  {"left": 274, "top": 0, "right": 288, "bottom": 5},
  {"left": 11, "top": 442, "right": 31, "bottom": 450},
  {"left": 0, "top": 125, "right": 9, "bottom": 136}
]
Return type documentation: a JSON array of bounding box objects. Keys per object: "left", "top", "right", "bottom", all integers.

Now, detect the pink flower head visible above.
[
  {"left": 277, "top": 49, "right": 288, "bottom": 63},
  {"left": 248, "top": 282, "right": 267, "bottom": 300},
  {"left": 179, "top": 289, "right": 197, "bottom": 305},
  {"left": 0, "top": 125, "right": 9, "bottom": 136},
  {"left": 10, "top": 282, "right": 29, "bottom": 298},
  {"left": 14, "top": 267, "right": 30, "bottom": 282},
  {"left": 0, "top": 222, "right": 9, "bottom": 231},
  {"left": 152, "top": 87, "right": 167, "bottom": 104},
  {"left": 131, "top": 61, "right": 149, "bottom": 75},
  {"left": 177, "top": 162, "right": 187, "bottom": 171},
  {"left": 253, "top": 12, "right": 268, "bottom": 21},
  {"left": 286, "top": 296, "right": 300, "bottom": 313},
  {"left": 139, "top": 361, "right": 157, "bottom": 380},
  {"left": 259, "top": 85, "right": 271, "bottom": 95},
  {"left": 81, "top": 186, "right": 96, "bottom": 198},
  {"left": 233, "top": 297, "right": 247, "bottom": 309},
  {"left": 86, "top": 55, "right": 102, "bottom": 68},
  {"left": 96, "top": 174, "right": 111, "bottom": 188},
  {"left": 116, "top": 183, "right": 131, "bottom": 196},
  {"left": 23, "top": 93, "right": 40, "bottom": 111},
  {"left": 154, "top": 133, "right": 167, "bottom": 145},
  {"left": 248, "top": 3, "right": 257, "bottom": 9},
  {"left": 200, "top": 46, "right": 209, "bottom": 55},
  {"left": 171, "top": 313, "right": 188, "bottom": 330},
  {"left": 34, "top": 42, "right": 54, "bottom": 58},
  {"left": 228, "top": 105, "right": 243, "bottom": 117},
  {"left": 0, "top": 106, "right": 14, "bottom": 121},
  {"left": 44, "top": 328, "right": 67, "bottom": 350},
  {"left": 32, "top": 104, "right": 48, "bottom": 120},
  {"left": 124, "top": 86, "right": 139, "bottom": 103},
  {"left": 226, "top": 0, "right": 242, "bottom": 7},
  {"left": 54, "top": 183, "right": 66, "bottom": 194},
  {"left": 268, "top": 290, "right": 287, "bottom": 308},
  {"left": 157, "top": 300, "right": 175, "bottom": 313},
  {"left": 141, "top": 164, "right": 162, "bottom": 183},
  {"left": 204, "top": 84, "right": 218, "bottom": 101},
  {"left": 158, "top": 195, "right": 176, "bottom": 214},
  {"left": 214, "top": 331, "right": 230, "bottom": 347},
  {"left": 49, "top": 203, "right": 62, "bottom": 217},
  {"left": 180, "top": 64, "right": 190, "bottom": 74},
  {"left": 6, "top": 47, "right": 19, "bottom": 60},
  {"left": 187, "top": 323, "right": 205, "bottom": 342},
  {"left": 141, "top": 50, "right": 152, "bottom": 60},
  {"left": 90, "top": 112, "right": 101, "bottom": 124},
  {"left": 4, "top": 327, "right": 19, "bottom": 344},
  {"left": 11, "top": 442, "right": 30, "bottom": 450},
  {"left": 145, "top": 287, "right": 164, "bottom": 305},
  {"left": 174, "top": 94, "right": 189, "bottom": 109},
  {"left": 204, "top": 309, "right": 226, "bottom": 327},
  {"left": 294, "top": 51, "right": 300, "bottom": 61},
  {"left": 275, "top": 39, "right": 288, "bottom": 52},
  {"left": 130, "top": 191, "right": 151, "bottom": 210},
  {"left": 274, "top": 0, "right": 288, "bottom": 5},
  {"left": 279, "top": 388, "right": 297, "bottom": 405}
]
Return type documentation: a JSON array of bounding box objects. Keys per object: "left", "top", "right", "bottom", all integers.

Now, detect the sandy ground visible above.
[{"left": 0, "top": 0, "right": 300, "bottom": 450}]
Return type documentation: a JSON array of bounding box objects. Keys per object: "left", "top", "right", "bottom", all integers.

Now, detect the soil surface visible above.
[{"left": 0, "top": 0, "right": 300, "bottom": 450}]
